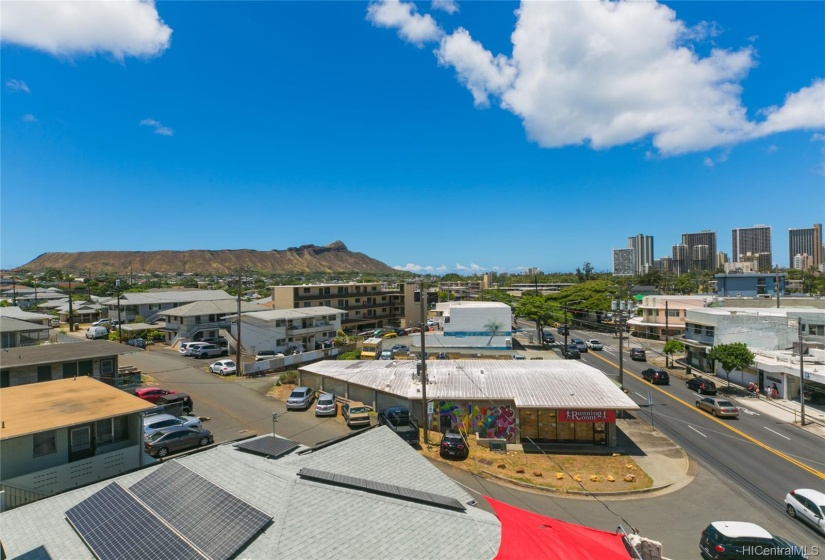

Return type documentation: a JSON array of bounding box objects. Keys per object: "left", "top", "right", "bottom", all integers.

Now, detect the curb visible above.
[{"left": 478, "top": 469, "right": 674, "bottom": 497}]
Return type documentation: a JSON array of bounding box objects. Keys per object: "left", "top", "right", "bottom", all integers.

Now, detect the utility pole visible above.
[
  {"left": 236, "top": 269, "right": 242, "bottom": 376},
  {"left": 116, "top": 278, "right": 122, "bottom": 342},
  {"left": 563, "top": 304, "right": 569, "bottom": 350},
  {"left": 67, "top": 276, "right": 75, "bottom": 333},
  {"left": 775, "top": 265, "right": 780, "bottom": 309},
  {"left": 665, "top": 300, "right": 670, "bottom": 367},
  {"left": 798, "top": 320, "right": 806, "bottom": 426},
  {"left": 418, "top": 280, "right": 429, "bottom": 446},
  {"left": 612, "top": 295, "right": 628, "bottom": 390}
]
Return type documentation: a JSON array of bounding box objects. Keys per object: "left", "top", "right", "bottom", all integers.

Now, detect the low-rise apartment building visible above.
[
  {"left": 101, "top": 289, "right": 235, "bottom": 323},
  {"left": 0, "top": 377, "right": 155, "bottom": 510},
  {"left": 158, "top": 299, "right": 269, "bottom": 346},
  {"left": 232, "top": 307, "right": 345, "bottom": 355},
  {"left": 627, "top": 295, "right": 709, "bottom": 340}
]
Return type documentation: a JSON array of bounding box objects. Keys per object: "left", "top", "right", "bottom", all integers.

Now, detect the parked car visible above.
[
  {"left": 85, "top": 326, "right": 109, "bottom": 339},
  {"left": 687, "top": 377, "right": 718, "bottom": 395},
  {"left": 571, "top": 338, "right": 588, "bottom": 353},
  {"left": 286, "top": 386, "right": 315, "bottom": 410},
  {"left": 784, "top": 488, "right": 825, "bottom": 535},
  {"left": 586, "top": 339, "right": 603, "bottom": 350},
  {"left": 255, "top": 350, "right": 285, "bottom": 361},
  {"left": 382, "top": 331, "right": 398, "bottom": 339},
  {"left": 543, "top": 333, "right": 555, "bottom": 344},
  {"left": 699, "top": 521, "right": 806, "bottom": 560},
  {"left": 191, "top": 344, "right": 227, "bottom": 359},
  {"left": 439, "top": 429, "right": 469, "bottom": 459},
  {"left": 156, "top": 393, "right": 193, "bottom": 415},
  {"left": 314, "top": 393, "right": 337, "bottom": 417},
  {"left": 49, "top": 318, "right": 61, "bottom": 327},
  {"left": 201, "top": 336, "right": 228, "bottom": 348},
  {"left": 641, "top": 368, "right": 670, "bottom": 385},
  {"left": 180, "top": 342, "right": 208, "bottom": 356},
  {"left": 437, "top": 352, "right": 449, "bottom": 360},
  {"left": 391, "top": 344, "right": 410, "bottom": 354},
  {"left": 696, "top": 397, "right": 739, "bottom": 418},
  {"left": 135, "top": 386, "right": 179, "bottom": 404},
  {"left": 379, "top": 350, "right": 393, "bottom": 360},
  {"left": 563, "top": 344, "right": 581, "bottom": 359},
  {"left": 126, "top": 338, "right": 146, "bottom": 349},
  {"left": 143, "top": 414, "right": 202, "bottom": 438},
  {"left": 144, "top": 426, "right": 213, "bottom": 458},
  {"left": 91, "top": 318, "right": 111, "bottom": 327},
  {"left": 377, "top": 406, "right": 419, "bottom": 444},
  {"left": 630, "top": 348, "right": 646, "bottom": 361},
  {"left": 209, "top": 359, "right": 236, "bottom": 376},
  {"left": 342, "top": 401, "right": 371, "bottom": 427}
]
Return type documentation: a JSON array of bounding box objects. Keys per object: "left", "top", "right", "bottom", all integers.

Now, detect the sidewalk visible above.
[{"left": 729, "top": 394, "right": 825, "bottom": 438}]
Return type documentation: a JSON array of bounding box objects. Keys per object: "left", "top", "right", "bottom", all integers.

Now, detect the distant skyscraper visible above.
[
  {"left": 613, "top": 248, "right": 635, "bottom": 276},
  {"left": 672, "top": 244, "right": 688, "bottom": 276},
  {"left": 716, "top": 252, "right": 728, "bottom": 269},
  {"left": 731, "top": 225, "right": 772, "bottom": 269},
  {"left": 794, "top": 254, "right": 814, "bottom": 270},
  {"left": 788, "top": 224, "right": 823, "bottom": 267},
  {"left": 628, "top": 234, "right": 654, "bottom": 275},
  {"left": 682, "top": 231, "right": 717, "bottom": 272}
]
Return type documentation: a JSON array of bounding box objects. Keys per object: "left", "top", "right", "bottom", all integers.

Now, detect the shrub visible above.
[
  {"left": 278, "top": 371, "right": 298, "bottom": 385},
  {"left": 337, "top": 350, "right": 361, "bottom": 360}
]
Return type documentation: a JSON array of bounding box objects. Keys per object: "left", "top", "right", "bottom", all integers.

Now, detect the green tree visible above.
[
  {"left": 708, "top": 342, "right": 755, "bottom": 388},
  {"left": 440, "top": 273, "right": 463, "bottom": 282},
  {"left": 663, "top": 339, "right": 684, "bottom": 368},
  {"left": 437, "top": 290, "right": 452, "bottom": 302},
  {"left": 480, "top": 289, "right": 513, "bottom": 307},
  {"left": 515, "top": 295, "right": 556, "bottom": 345},
  {"left": 673, "top": 274, "right": 697, "bottom": 295}
]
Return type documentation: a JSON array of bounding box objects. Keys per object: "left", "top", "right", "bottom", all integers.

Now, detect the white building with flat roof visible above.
[{"left": 434, "top": 301, "right": 512, "bottom": 349}]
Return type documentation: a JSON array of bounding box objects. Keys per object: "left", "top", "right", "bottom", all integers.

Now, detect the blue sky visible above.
[{"left": 1, "top": 1, "right": 823, "bottom": 274}]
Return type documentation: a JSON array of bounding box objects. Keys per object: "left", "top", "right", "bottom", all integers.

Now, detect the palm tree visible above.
[{"left": 484, "top": 319, "right": 504, "bottom": 347}]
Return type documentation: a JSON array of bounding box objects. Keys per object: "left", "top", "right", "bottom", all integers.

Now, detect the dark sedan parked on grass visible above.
[
  {"left": 641, "top": 368, "right": 670, "bottom": 385},
  {"left": 144, "top": 426, "right": 213, "bottom": 458},
  {"left": 686, "top": 377, "right": 718, "bottom": 395},
  {"left": 439, "top": 429, "right": 469, "bottom": 459}
]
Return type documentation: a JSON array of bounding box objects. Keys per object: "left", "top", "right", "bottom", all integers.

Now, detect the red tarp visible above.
[{"left": 486, "top": 496, "right": 632, "bottom": 560}]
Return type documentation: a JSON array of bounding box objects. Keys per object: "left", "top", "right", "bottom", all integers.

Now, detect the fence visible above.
[{"left": 242, "top": 347, "right": 343, "bottom": 375}]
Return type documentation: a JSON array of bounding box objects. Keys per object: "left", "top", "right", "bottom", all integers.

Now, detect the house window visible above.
[
  {"left": 668, "top": 310, "right": 680, "bottom": 317},
  {"left": 323, "top": 287, "right": 330, "bottom": 295},
  {"left": 276, "top": 338, "right": 286, "bottom": 346},
  {"left": 79, "top": 360, "right": 93, "bottom": 377},
  {"left": 148, "top": 304, "right": 160, "bottom": 311},
  {"left": 303, "top": 288, "right": 311, "bottom": 294},
  {"left": 63, "top": 362, "right": 78, "bottom": 379},
  {"left": 33, "top": 431, "right": 57, "bottom": 458},
  {"left": 101, "top": 359, "right": 114, "bottom": 377},
  {"left": 355, "top": 298, "right": 361, "bottom": 304},
  {"left": 304, "top": 302, "right": 311, "bottom": 308},
  {"left": 37, "top": 365, "right": 52, "bottom": 382},
  {"left": 71, "top": 427, "right": 91, "bottom": 453},
  {"left": 195, "top": 316, "right": 201, "bottom": 324},
  {"left": 808, "top": 324, "right": 824, "bottom": 336},
  {"left": 96, "top": 416, "right": 129, "bottom": 446},
  {"left": 704, "top": 326, "right": 715, "bottom": 337},
  {"left": 691, "top": 324, "right": 701, "bottom": 334},
  {"left": 276, "top": 320, "right": 285, "bottom": 327}
]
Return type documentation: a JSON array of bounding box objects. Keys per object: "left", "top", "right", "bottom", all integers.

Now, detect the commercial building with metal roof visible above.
[{"left": 300, "top": 360, "right": 639, "bottom": 447}]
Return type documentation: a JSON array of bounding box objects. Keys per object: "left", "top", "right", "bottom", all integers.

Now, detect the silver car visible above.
[
  {"left": 286, "top": 387, "right": 315, "bottom": 410},
  {"left": 695, "top": 397, "right": 739, "bottom": 418},
  {"left": 314, "top": 393, "right": 337, "bottom": 417},
  {"left": 143, "top": 413, "right": 202, "bottom": 437}
]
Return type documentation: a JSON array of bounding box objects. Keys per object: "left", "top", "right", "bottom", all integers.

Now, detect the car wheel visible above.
[
  {"left": 786, "top": 504, "right": 797, "bottom": 518},
  {"left": 198, "top": 437, "right": 210, "bottom": 447},
  {"left": 157, "top": 447, "right": 169, "bottom": 458},
  {"left": 711, "top": 410, "right": 717, "bottom": 417},
  {"left": 695, "top": 401, "right": 700, "bottom": 408}
]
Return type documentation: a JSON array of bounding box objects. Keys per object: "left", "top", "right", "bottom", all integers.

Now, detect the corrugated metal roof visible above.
[
  {"left": 242, "top": 307, "right": 346, "bottom": 322},
  {"left": 301, "top": 360, "right": 639, "bottom": 410},
  {"left": 100, "top": 289, "right": 235, "bottom": 306}
]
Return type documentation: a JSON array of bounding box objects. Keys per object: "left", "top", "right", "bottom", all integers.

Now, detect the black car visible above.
[
  {"left": 543, "top": 333, "right": 555, "bottom": 344},
  {"left": 630, "top": 348, "right": 646, "bottom": 361},
  {"left": 126, "top": 338, "right": 146, "bottom": 349},
  {"left": 436, "top": 352, "right": 448, "bottom": 360},
  {"left": 564, "top": 344, "right": 581, "bottom": 359},
  {"left": 571, "top": 338, "right": 588, "bottom": 353},
  {"left": 700, "top": 521, "right": 807, "bottom": 560},
  {"left": 439, "top": 429, "right": 469, "bottom": 459},
  {"left": 641, "top": 368, "right": 669, "bottom": 385},
  {"left": 687, "top": 377, "right": 718, "bottom": 395},
  {"left": 558, "top": 325, "right": 569, "bottom": 335}
]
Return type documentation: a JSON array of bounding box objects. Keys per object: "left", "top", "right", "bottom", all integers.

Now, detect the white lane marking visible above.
[
  {"left": 740, "top": 407, "right": 760, "bottom": 416},
  {"left": 634, "top": 392, "right": 646, "bottom": 399},
  {"left": 689, "top": 425, "right": 707, "bottom": 438},
  {"left": 764, "top": 427, "right": 791, "bottom": 440}
]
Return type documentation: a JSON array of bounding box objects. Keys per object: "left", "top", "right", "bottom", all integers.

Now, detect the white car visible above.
[
  {"left": 143, "top": 414, "right": 202, "bottom": 437},
  {"left": 210, "top": 360, "right": 237, "bottom": 376},
  {"left": 785, "top": 488, "right": 825, "bottom": 534},
  {"left": 587, "top": 339, "right": 603, "bottom": 350},
  {"left": 180, "top": 342, "right": 209, "bottom": 356}
]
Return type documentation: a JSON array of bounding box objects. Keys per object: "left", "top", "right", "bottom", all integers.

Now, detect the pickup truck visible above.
[{"left": 377, "top": 406, "right": 419, "bottom": 444}]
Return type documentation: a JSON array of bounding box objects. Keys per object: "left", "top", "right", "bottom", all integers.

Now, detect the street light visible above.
[{"left": 116, "top": 278, "right": 122, "bottom": 343}]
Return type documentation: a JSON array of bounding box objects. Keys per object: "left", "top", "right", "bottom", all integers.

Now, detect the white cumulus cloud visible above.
[
  {"left": 431, "top": 0, "right": 459, "bottom": 15},
  {"left": 5, "top": 78, "right": 30, "bottom": 93},
  {"left": 366, "top": 0, "right": 442, "bottom": 46},
  {"left": 394, "top": 263, "right": 436, "bottom": 273},
  {"left": 368, "top": 0, "right": 825, "bottom": 155},
  {"left": 0, "top": 0, "right": 172, "bottom": 59},
  {"left": 22, "top": 114, "right": 37, "bottom": 122},
  {"left": 140, "top": 118, "right": 173, "bottom": 136}
]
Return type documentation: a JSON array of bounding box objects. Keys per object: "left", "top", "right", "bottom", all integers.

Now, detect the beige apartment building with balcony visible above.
[{"left": 626, "top": 295, "right": 710, "bottom": 340}]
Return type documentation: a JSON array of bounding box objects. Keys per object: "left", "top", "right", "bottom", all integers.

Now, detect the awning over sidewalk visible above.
[{"left": 485, "top": 496, "right": 632, "bottom": 560}]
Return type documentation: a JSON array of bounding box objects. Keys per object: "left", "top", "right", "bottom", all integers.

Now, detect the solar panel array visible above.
[
  {"left": 65, "top": 483, "right": 204, "bottom": 560},
  {"left": 233, "top": 435, "right": 299, "bottom": 459},
  {"left": 298, "top": 467, "right": 466, "bottom": 512},
  {"left": 130, "top": 461, "right": 271, "bottom": 560}
]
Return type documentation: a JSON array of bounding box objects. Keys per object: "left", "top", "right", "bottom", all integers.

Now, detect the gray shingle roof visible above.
[
  {"left": 0, "top": 308, "right": 53, "bottom": 322},
  {"left": 0, "top": 427, "right": 500, "bottom": 560},
  {"left": 0, "top": 316, "right": 50, "bottom": 333},
  {"left": 157, "top": 299, "right": 269, "bottom": 318},
  {"left": 300, "top": 360, "right": 640, "bottom": 410},
  {"left": 100, "top": 289, "right": 235, "bottom": 306},
  {"left": 0, "top": 339, "right": 138, "bottom": 368}
]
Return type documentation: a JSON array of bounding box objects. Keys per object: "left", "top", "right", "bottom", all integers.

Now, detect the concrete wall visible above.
[{"left": 442, "top": 304, "right": 512, "bottom": 349}]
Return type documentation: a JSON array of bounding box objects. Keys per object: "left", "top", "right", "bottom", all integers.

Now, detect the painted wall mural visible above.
[{"left": 436, "top": 400, "right": 517, "bottom": 442}]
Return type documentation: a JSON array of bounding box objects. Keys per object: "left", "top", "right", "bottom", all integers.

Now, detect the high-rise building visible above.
[
  {"left": 793, "top": 254, "right": 814, "bottom": 271},
  {"left": 672, "top": 244, "right": 688, "bottom": 276},
  {"left": 788, "top": 224, "right": 823, "bottom": 267},
  {"left": 716, "top": 252, "right": 728, "bottom": 269},
  {"left": 682, "top": 231, "right": 717, "bottom": 272},
  {"left": 613, "top": 248, "right": 635, "bottom": 276},
  {"left": 628, "top": 234, "right": 654, "bottom": 275},
  {"left": 731, "top": 225, "right": 772, "bottom": 269}
]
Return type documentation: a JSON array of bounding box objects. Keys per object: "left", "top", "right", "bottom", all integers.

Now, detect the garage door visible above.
[
  {"left": 300, "top": 372, "right": 320, "bottom": 391},
  {"left": 348, "top": 385, "right": 374, "bottom": 408},
  {"left": 375, "top": 392, "right": 411, "bottom": 412}
]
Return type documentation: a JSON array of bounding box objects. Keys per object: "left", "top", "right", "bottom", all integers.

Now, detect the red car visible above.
[{"left": 134, "top": 386, "right": 178, "bottom": 403}]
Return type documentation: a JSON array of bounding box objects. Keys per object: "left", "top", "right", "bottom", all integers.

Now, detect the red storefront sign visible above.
[{"left": 558, "top": 410, "right": 615, "bottom": 423}]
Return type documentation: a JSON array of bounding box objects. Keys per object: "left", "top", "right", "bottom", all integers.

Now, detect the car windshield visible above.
[
  {"left": 718, "top": 401, "right": 735, "bottom": 407},
  {"left": 146, "top": 431, "right": 168, "bottom": 442},
  {"left": 350, "top": 406, "right": 367, "bottom": 414},
  {"left": 319, "top": 395, "right": 334, "bottom": 404},
  {"left": 290, "top": 390, "right": 306, "bottom": 398},
  {"left": 224, "top": 361, "right": 235, "bottom": 367},
  {"left": 591, "top": 340, "right": 600, "bottom": 344}
]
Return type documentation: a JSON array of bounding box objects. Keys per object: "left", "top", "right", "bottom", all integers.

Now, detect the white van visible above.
[{"left": 86, "top": 326, "right": 109, "bottom": 340}]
